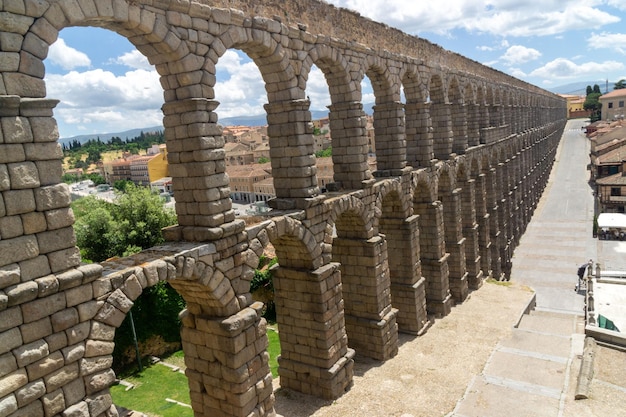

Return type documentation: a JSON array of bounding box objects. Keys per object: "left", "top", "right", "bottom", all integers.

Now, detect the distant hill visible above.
[
  {"left": 59, "top": 126, "right": 164, "bottom": 147},
  {"left": 58, "top": 103, "right": 368, "bottom": 145},
  {"left": 549, "top": 81, "right": 615, "bottom": 96}
]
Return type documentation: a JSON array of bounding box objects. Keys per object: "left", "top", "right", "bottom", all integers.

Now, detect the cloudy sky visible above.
[{"left": 44, "top": 0, "right": 626, "bottom": 139}]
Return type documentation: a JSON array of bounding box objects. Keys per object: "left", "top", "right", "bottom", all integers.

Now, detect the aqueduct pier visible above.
[{"left": 0, "top": 1, "right": 566, "bottom": 416}]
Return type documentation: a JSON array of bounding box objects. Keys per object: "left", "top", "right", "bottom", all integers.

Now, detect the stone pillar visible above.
[
  {"left": 162, "top": 98, "right": 237, "bottom": 241},
  {"left": 431, "top": 102, "right": 453, "bottom": 160},
  {"left": 414, "top": 201, "right": 453, "bottom": 317},
  {"left": 372, "top": 101, "right": 407, "bottom": 175},
  {"left": 333, "top": 235, "right": 399, "bottom": 360},
  {"left": 497, "top": 162, "right": 512, "bottom": 278},
  {"left": 461, "top": 179, "right": 483, "bottom": 289},
  {"left": 327, "top": 101, "right": 372, "bottom": 189},
  {"left": 0, "top": 96, "right": 81, "bottom": 275},
  {"left": 489, "top": 104, "right": 500, "bottom": 128},
  {"left": 380, "top": 215, "right": 428, "bottom": 335},
  {"left": 467, "top": 103, "right": 481, "bottom": 147},
  {"left": 441, "top": 188, "right": 469, "bottom": 303},
  {"left": 451, "top": 103, "right": 468, "bottom": 154},
  {"left": 272, "top": 263, "right": 354, "bottom": 399},
  {"left": 486, "top": 168, "right": 503, "bottom": 279},
  {"left": 405, "top": 102, "right": 433, "bottom": 168},
  {"left": 181, "top": 304, "right": 275, "bottom": 417},
  {"left": 478, "top": 102, "right": 490, "bottom": 144},
  {"left": 264, "top": 98, "right": 320, "bottom": 206},
  {"left": 476, "top": 174, "right": 492, "bottom": 278}
]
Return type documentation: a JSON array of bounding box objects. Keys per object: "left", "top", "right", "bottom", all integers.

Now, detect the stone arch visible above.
[
  {"left": 203, "top": 25, "right": 317, "bottom": 203},
  {"left": 456, "top": 157, "right": 483, "bottom": 289},
  {"left": 412, "top": 172, "right": 452, "bottom": 317},
  {"left": 377, "top": 179, "right": 428, "bottom": 334},
  {"left": 437, "top": 163, "right": 468, "bottom": 302},
  {"left": 304, "top": 44, "right": 372, "bottom": 189},
  {"left": 261, "top": 214, "right": 354, "bottom": 399},
  {"left": 365, "top": 55, "right": 406, "bottom": 173},
  {"left": 265, "top": 215, "right": 321, "bottom": 270},
  {"left": 429, "top": 73, "right": 453, "bottom": 159},
  {"left": 402, "top": 65, "right": 432, "bottom": 167},
  {"left": 449, "top": 76, "right": 468, "bottom": 154},
  {"left": 328, "top": 194, "right": 398, "bottom": 360}
]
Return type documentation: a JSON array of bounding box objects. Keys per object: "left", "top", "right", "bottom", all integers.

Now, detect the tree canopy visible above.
[
  {"left": 73, "top": 184, "right": 177, "bottom": 262},
  {"left": 614, "top": 79, "right": 626, "bottom": 90},
  {"left": 584, "top": 85, "right": 603, "bottom": 123}
]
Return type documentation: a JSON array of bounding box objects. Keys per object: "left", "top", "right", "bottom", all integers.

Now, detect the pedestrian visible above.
[{"left": 575, "top": 263, "right": 586, "bottom": 292}]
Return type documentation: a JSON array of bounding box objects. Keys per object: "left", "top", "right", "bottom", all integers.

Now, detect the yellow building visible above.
[
  {"left": 558, "top": 94, "right": 589, "bottom": 119},
  {"left": 147, "top": 144, "right": 169, "bottom": 183}
]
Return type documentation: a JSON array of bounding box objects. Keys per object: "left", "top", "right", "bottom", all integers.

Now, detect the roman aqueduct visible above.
[{"left": 0, "top": 0, "right": 567, "bottom": 416}]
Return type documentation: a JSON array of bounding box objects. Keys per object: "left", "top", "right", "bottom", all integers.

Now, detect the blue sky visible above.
[{"left": 44, "top": 0, "right": 626, "bottom": 139}]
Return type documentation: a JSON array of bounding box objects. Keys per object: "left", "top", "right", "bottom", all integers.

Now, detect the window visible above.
[
  {"left": 611, "top": 187, "right": 621, "bottom": 196},
  {"left": 608, "top": 102, "right": 614, "bottom": 109},
  {"left": 620, "top": 101, "right": 625, "bottom": 108}
]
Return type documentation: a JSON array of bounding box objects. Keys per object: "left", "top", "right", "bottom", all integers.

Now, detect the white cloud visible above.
[
  {"left": 588, "top": 32, "right": 626, "bottom": 55},
  {"left": 508, "top": 67, "right": 527, "bottom": 79},
  {"left": 501, "top": 45, "right": 541, "bottom": 65},
  {"left": 48, "top": 38, "right": 91, "bottom": 70},
  {"left": 45, "top": 67, "right": 163, "bottom": 134},
  {"left": 329, "top": 0, "right": 620, "bottom": 37},
  {"left": 307, "top": 67, "right": 331, "bottom": 110},
  {"left": 529, "top": 58, "right": 625, "bottom": 79},
  {"left": 111, "top": 50, "right": 152, "bottom": 70},
  {"left": 214, "top": 50, "right": 266, "bottom": 118},
  {"left": 606, "top": 0, "right": 626, "bottom": 12}
]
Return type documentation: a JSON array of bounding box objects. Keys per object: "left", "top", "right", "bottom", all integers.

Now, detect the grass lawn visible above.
[
  {"left": 267, "top": 327, "right": 280, "bottom": 377},
  {"left": 111, "top": 363, "right": 192, "bottom": 417},
  {"left": 111, "top": 327, "right": 281, "bottom": 416}
]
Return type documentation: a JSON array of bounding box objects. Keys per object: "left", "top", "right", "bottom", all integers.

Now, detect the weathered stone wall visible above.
[{"left": 0, "top": 1, "right": 566, "bottom": 416}]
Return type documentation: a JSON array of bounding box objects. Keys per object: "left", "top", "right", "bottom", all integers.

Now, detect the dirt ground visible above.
[{"left": 273, "top": 280, "right": 535, "bottom": 417}]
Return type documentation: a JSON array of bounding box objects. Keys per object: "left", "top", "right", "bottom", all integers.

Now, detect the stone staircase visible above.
[{"left": 449, "top": 309, "right": 585, "bottom": 417}]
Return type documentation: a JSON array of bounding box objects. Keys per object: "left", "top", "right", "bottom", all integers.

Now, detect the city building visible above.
[{"left": 599, "top": 89, "right": 626, "bottom": 121}]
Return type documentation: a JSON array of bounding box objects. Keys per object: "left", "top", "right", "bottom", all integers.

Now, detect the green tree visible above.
[
  {"left": 586, "top": 85, "right": 593, "bottom": 96},
  {"left": 614, "top": 79, "right": 626, "bottom": 90},
  {"left": 110, "top": 184, "right": 177, "bottom": 254},
  {"left": 73, "top": 197, "right": 117, "bottom": 261},
  {"left": 258, "top": 156, "right": 270, "bottom": 164},
  {"left": 72, "top": 184, "right": 176, "bottom": 262},
  {"left": 584, "top": 89, "right": 603, "bottom": 123},
  {"left": 593, "top": 84, "right": 601, "bottom": 94},
  {"left": 315, "top": 147, "right": 332, "bottom": 157},
  {"left": 113, "top": 179, "right": 134, "bottom": 192}
]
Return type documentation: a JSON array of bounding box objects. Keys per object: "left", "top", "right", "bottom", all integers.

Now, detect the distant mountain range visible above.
[
  {"left": 59, "top": 109, "right": 352, "bottom": 145},
  {"left": 548, "top": 80, "right": 618, "bottom": 96}
]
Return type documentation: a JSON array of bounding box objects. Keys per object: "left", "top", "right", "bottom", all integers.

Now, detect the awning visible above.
[{"left": 597, "top": 213, "right": 626, "bottom": 229}]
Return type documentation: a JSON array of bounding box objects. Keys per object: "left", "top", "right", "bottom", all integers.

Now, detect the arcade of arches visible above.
[{"left": 0, "top": 1, "right": 566, "bottom": 416}]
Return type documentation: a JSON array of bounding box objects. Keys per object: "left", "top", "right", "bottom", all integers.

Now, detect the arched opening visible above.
[
  {"left": 366, "top": 62, "right": 405, "bottom": 174},
  {"left": 403, "top": 69, "right": 432, "bottom": 168},
  {"left": 43, "top": 25, "right": 190, "bottom": 416},
  {"left": 437, "top": 167, "right": 469, "bottom": 303},
  {"left": 412, "top": 178, "right": 453, "bottom": 317},
  {"left": 378, "top": 187, "right": 428, "bottom": 334},
  {"left": 331, "top": 202, "right": 398, "bottom": 360}
]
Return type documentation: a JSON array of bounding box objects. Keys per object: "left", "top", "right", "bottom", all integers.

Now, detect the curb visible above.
[{"left": 574, "top": 336, "right": 596, "bottom": 400}]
